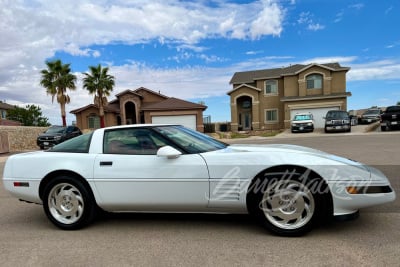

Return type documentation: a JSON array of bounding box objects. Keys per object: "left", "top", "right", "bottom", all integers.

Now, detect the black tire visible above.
[
  {"left": 43, "top": 176, "right": 97, "bottom": 230},
  {"left": 247, "top": 168, "right": 332, "bottom": 237},
  {"left": 381, "top": 126, "right": 386, "bottom": 131}
]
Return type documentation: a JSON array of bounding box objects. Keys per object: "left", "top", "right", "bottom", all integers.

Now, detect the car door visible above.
[{"left": 92, "top": 127, "right": 210, "bottom": 212}]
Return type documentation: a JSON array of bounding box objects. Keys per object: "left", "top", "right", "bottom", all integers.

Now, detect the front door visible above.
[
  {"left": 242, "top": 112, "right": 251, "bottom": 130},
  {"left": 92, "top": 127, "right": 210, "bottom": 211}
]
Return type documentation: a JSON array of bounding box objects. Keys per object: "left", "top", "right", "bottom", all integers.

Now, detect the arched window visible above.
[
  {"left": 265, "top": 80, "right": 278, "bottom": 94},
  {"left": 306, "top": 74, "right": 323, "bottom": 89}
]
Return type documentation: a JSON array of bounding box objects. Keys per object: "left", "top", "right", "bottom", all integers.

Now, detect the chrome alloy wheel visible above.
[
  {"left": 48, "top": 183, "right": 84, "bottom": 225},
  {"left": 261, "top": 180, "right": 315, "bottom": 230}
]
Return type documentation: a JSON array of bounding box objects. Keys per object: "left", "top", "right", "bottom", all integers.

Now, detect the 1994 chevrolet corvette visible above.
[{"left": 2, "top": 125, "right": 396, "bottom": 236}]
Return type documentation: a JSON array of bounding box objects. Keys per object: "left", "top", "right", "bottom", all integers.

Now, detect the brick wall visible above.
[{"left": 0, "top": 126, "right": 49, "bottom": 152}]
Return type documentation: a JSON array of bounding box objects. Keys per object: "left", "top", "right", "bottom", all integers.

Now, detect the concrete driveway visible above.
[{"left": 275, "top": 122, "right": 379, "bottom": 138}]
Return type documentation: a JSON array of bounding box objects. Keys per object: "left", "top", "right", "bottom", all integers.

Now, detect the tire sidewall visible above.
[
  {"left": 43, "top": 176, "right": 96, "bottom": 230},
  {"left": 248, "top": 170, "right": 328, "bottom": 237}
]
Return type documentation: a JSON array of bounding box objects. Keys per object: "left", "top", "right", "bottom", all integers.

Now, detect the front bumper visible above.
[
  {"left": 361, "top": 117, "right": 379, "bottom": 123},
  {"left": 291, "top": 125, "right": 314, "bottom": 132},
  {"left": 37, "top": 139, "right": 62, "bottom": 148},
  {"left": 325, "top": 124, "right": 351, "bottom": 132},
  {"left": 327, "top": 166, "right": 396, "bottom": 216}
]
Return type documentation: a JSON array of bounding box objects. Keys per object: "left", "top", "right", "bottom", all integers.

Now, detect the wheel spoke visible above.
[
  {"left": 262, "top": 179, "right": 315, "bottom": 230},
  {"left": 47, "top": 182, "right": 85, "bottom": 225}
]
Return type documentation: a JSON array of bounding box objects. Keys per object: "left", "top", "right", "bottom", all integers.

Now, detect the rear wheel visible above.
[
  {"left": 247, "top": 168, "right": 331, "bottom": 236},
  {"left": 43, "top": 176, "right": 97, "bottom": 230}
]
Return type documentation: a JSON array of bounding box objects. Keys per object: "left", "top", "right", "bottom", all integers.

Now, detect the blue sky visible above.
[{"left": 1, "top": 0, "right": 399, "bottom": 125}]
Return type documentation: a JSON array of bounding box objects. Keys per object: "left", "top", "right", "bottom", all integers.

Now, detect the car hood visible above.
[
  {"left": 225, "top": 144, "right": 368, "bottom": 169},
  {"left": 292, "top": 120, "right": 313, "bottom": 124}
]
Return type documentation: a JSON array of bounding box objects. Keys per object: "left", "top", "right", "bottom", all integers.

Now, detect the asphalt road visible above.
[{"left": 0, "top": 131, "right": 399, "bottom": 266}]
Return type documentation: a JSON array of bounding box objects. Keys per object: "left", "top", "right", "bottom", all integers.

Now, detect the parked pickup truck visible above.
[{"left": 380, "top": 105, "right": 400, "bottom": 131}]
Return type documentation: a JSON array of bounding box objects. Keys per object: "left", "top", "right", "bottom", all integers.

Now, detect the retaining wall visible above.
[{"left": 0, "top": 126, "right": 48, "bottom": 153}]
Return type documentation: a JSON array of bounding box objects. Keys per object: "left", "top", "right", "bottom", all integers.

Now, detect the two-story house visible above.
[{"left": 228, "top": 63, "right": 351, "bottom": 131}]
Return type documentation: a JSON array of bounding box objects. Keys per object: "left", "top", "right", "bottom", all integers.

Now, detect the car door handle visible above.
[{"left": 100, "top": 161, "right": 113, "bottom": 166}]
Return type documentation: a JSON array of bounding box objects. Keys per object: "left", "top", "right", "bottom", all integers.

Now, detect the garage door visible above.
[
  {"left": 291, "top": 107, "right": 339, "bottom": 128},
  {"left": 151, "top": 115, "right": 197, "bottom": 130}
]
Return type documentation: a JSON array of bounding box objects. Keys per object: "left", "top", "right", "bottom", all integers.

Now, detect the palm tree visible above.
[
  {"left": 82, "top": 64, "right": 115, "bottom": 128},
  {"left": 40, "top": 59, "right": 77, "bottom": 126}
]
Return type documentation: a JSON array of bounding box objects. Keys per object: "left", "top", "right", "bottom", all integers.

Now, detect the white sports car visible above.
[{"left": 2, "top": 125, "right": 396, "bottom": 236}]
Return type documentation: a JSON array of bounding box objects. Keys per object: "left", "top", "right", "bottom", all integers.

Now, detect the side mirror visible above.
[{"left": 157, "top": 146, "right": 182, "bottom": 159}]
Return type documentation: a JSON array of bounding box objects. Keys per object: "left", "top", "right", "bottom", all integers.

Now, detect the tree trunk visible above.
[
  {"left": 60, "top": 103, "right": 67, "bottom": 126},
  {"left": 100, "top": 116, "right": 105, "bottom": 128},
  {"left": 62, "top": 116, "right": 67, "bottom": 127},
  {"left": 99, "top": 104, "right": 105, "bottom": 128}
]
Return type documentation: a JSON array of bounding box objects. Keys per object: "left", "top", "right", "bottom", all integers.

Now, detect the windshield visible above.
[
  {"left": 294, "top": 115, "right": 312, "bottom": 121},
  {"left": 326, "top": 111, "right": 349, "bottom": 119},
  {"left": 48, "top": 133, "right": 93, "bottom": 153},
  {"left": 154, "top": 125, "right": 227, "bottom": 153},
  {"left": 45, "top": 126, "right": 65, "bottom": 134},
  {"left": 386, "top": 106, "right": 400, "bottom": 113},
  {"left": 364, "top": 109, "right": 380, "bottom": 115}
]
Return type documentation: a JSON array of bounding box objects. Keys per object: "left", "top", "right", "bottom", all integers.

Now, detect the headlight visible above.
[
  {"left": 54, "top": 136, "right": 62, "bottom": 140},
  {"left": 326, "top": 121, "right": 332, "bottom": 125},
  {"left": 343, "top": 120, "right": 350, "bottom": 124},
  {"left": 307, "top": 123, "right": 312, "bottom": 126}
]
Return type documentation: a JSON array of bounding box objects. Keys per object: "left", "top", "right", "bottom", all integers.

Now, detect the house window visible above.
[
  {"left": 1, "top": 110, "right": 6, "bottom": 119},
  {"left": 88, "top": 114, "right": 100, "bottom": 129},
  {"left": 306, "top": 74, "right": 323, "bottom": 89},
  {"left": 265, "top": 109, "right": 278, "bottom": 123},
  {"left": 265, "top": 80, "right": 278, "bottom": 95}
]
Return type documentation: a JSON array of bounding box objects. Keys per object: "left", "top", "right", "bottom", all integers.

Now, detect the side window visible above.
[
  {"left": 103, "top": 128, "right": 171, "bottom": 155},
  {"left": 265, "top": 109, "right": 278, "bottom": 123}
]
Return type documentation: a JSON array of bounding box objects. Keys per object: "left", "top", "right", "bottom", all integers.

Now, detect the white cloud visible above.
[
  {"left": 349, "top": 3, "right": 364, "bottom": 10},
  {"left": 347, "top": 60, "right": 400, "bottom": 81},
  {"left": 0, "top": 0, "right": 286, "bottom": 124},
  {"left": 297, "top": 11, "right": 324, "bottom": 31},
  {"left": 307, "top": 23, "right": 325, "bottom": 31}
]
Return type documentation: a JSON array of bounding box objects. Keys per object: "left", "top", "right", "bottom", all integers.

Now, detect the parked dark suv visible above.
[
  {"left": 37, "top": 125, "right": 82, "bottom": 149},
  {"left": 324, "top": 110, "right": 351, "bottom": 133}
]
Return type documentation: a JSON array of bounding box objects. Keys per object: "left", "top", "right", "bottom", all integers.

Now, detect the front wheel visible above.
[
  {"left": 247, "top": 169, "right": 331, "bottom": 236},
  {"left": 43, "top": 176, "right": 97, "bottom": 230}
]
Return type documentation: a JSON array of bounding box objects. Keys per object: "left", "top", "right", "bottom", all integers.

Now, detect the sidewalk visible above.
[{"left": 0, "top": 154, "right": 9, "bottom": 163}]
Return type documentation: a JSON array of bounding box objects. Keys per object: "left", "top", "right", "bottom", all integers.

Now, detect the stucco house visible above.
[
  {"left": 0, "top": 101, "right": 22, "bottom": 126},
  {"left": 71, "top": 87, "right": 207, "bottom": 132},
  {"left": 228, "top": 63, "right": 351, "bottom": 131}
]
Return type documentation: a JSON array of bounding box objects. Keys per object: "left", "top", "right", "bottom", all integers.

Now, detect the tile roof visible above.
[
  {"left": 70, "top": 103, "right": 120, "bottom": 114},
  {"left": 0, "top": 102, "right": 15, "bottom": 110},
  {"left": 141, "top": 97, "right": 207, "bottom": 111},
  {"left": 230, "top": 62, "right": 350, "bottom": 84},
  {"left": 133, "top": 87, "right": 169, "bottom": 99},
  {"left": 70, "top": 87, "right": 206, "bottom": 114}
]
